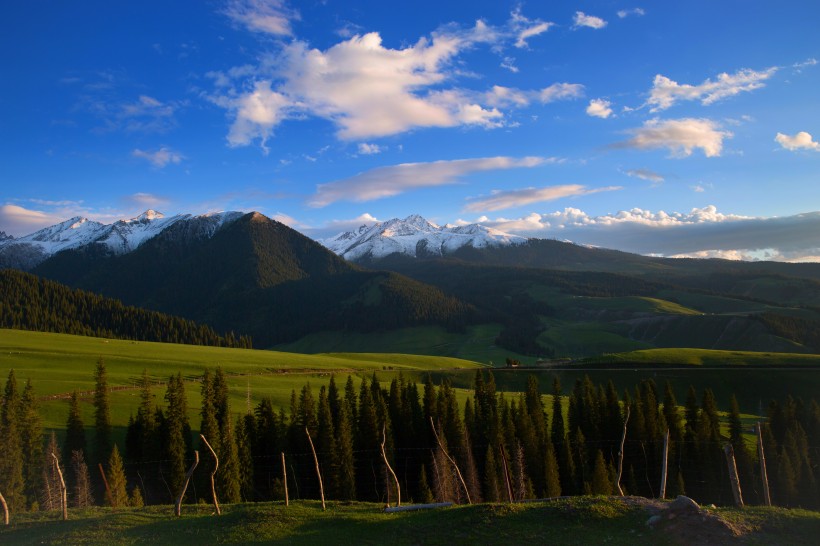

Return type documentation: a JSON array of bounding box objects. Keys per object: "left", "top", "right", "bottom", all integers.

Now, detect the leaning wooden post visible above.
[
  {"left": 757, "top": 422, "right": 771, "bottom": 506},
  {"left": 98, "top": 463, "right": 114, "bottom": 508},
  {"left": 51, "top": 453, "right": 68, "bottom": 521},
  {"left": 281, "top": 452, "right": 289, "bottom": 506},
  {"left": 174, "top": 451, "right": 199, "bottom": 516},
  {"left": 659, "top": 429, "right": 670, "bottom": 499},
  {"left": 616, "top": 406, "right": 630, "bottom": 496},
  {"left": 200, "top": 434, "right": 221, "bottom": 515},
  {"left": 305, "top": 427, "right": 326, "bottom": 511},
  {"left": 380, "top": 424, "right": 401, "bottom": 507},
  {"left": 498, "top": 443, "right": 514, "bottom": 503},
  {"left": 1, "top": 489, "right": 9, "bottom": 526},
  {"left": 429, "top": 416, "right": 471, "bottom": 504},
  {"left": 724, "top": 444, "right": 744, "bottom": 508}
]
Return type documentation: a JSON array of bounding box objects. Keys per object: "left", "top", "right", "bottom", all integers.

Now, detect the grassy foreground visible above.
[{"left": 3, "top": 498, "right": 819, "bottom": 545}]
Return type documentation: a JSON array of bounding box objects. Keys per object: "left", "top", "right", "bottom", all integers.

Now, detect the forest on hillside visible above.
[
  {"left": 0, "top": 269, "right": 251, "bottom": 348},
  {"left": 1, "top": 364, "right": 817, "bottom": 517}
]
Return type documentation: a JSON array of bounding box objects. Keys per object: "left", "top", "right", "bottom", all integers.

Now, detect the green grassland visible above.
[
  {"left": 0, "top": 329, "right": 483, "bottom": 431},
  {"left": 586, "top": 348, "right": 820, "bottom": 367},
  {"left": 3, "top": 498, "right": 819, "bottom": 545}
]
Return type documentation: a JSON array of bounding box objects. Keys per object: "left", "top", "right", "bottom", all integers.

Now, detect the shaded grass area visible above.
[
  {"left": 585, "top": 348, "right": 820, "bottom": 367},
  {"left": 4, "top": 498, "right": 819, "bottom": 546},
  {"left": 0, "top": 498, "right": 666, "bottom": 546}
]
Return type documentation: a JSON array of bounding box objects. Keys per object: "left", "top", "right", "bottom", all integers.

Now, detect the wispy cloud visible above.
[
  {"left": 625, "top": 168, "right": 664, "bottom": 183},
  {"left": 464, "top": 184, "right": 621, "bottom": 212},
  {"left": 775, "top": 131, "right": 820, "bottom": 151},
  {"left": 573, "top": 12, "right": 607, "bottom": 30},
  {"left": 586, "top": 99, "right": 613, "bottom": 119},
  {"left": 615, "top": 118, "right": 732, "bottom": 158},
  {"left": 308, "top": 156, "right": 546, "bottom": 207},
  {"left": 84, "top": 94, "right": 181, "bottom": 134},
  {"left": 124, "top": 192, "right": 170, "bottom": 209},
  {"left": 132, "top": 147, "right": 185, "bottom": 167},
  {"left": 647, "top": 67, "right": 777, "bottom": 111},
  {"left": 357, "top": 143, "right": 384, "bottom": 155},
  {"left": 617, "top": 8, "right": 646, "bottom": 18},
  {"left": 224, "top": 0, "right": 299, "bottom": 36}
]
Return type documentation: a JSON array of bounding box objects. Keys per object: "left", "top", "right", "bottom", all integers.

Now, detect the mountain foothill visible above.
[{"left": 2, "top": 211, "right": 820, "bottom": 357}]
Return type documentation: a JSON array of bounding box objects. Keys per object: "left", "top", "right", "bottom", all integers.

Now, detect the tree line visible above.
[
  {"left": 0, "top": 269, "right": 252, "bottom": 348},
  {"left": 1, "top": 365, "right": 818, "bottom": 516}
]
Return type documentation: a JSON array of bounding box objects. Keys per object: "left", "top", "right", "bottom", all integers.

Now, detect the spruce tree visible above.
[
  {"left": 0, "top": 370, "right": 25, "bottom": 511},
  {"left": 333, "top": 404, "right": 356, "bottom": 501},
  {"left": 236, "top": 413, "right": 255, "bottom": 502},
  {"left": 217, "top": 418, "right": 242, "bottom": 504},
  {"left": 590, "top": 450, "right": 612, "bottom": 495},
  {"left": 70, "top": 450, "right": 94, "bottom": 508},
  {"left": 543, "top": 439, "right": 562, "bottom": 498},
  {"left": 18, "top": 379, "right": 43, "bottom": 508},
  {"left": 93, "top": 358, "right": 112, "bottom": 466},
  {"left": 106, "top": 444, "right": 128, "bottom": 508},
  {"left": 163, "top": 374, "right": 189, "bottom": 500},
  {"left": 64, "top": 391, "right": 86, "bottom": 476}
]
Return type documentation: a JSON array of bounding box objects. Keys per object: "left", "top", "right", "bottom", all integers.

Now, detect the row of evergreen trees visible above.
[
  {"left": 1, "top": 366, "right": 818, "bottom": 514},
  {"left": 0, "top": 269, "right": 252, "bottom": 348}
]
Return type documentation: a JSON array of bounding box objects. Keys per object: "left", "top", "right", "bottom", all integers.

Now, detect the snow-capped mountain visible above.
[
  {"left": 321, "top": 214, "right": 528, "bottom": 262},
  {"left": 0, "top": 210, "right": 243, "bottom": 270}
]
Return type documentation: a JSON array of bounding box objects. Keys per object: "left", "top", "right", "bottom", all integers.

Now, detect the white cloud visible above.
[
  {"left": 616, "top": 118, "right": 732, "bottom": 158},
  {"left": 775, "top": 131, "right": 820, "bottom": 151},
  {"left": 515, "top": 21, "right": 554, "bottom": 48},
  {"left": 540, "top": 83, "right": 585, "bottom": 103},
  {"left": 357, "top": 143, "right": 384, "bottom": 155},
  {"left": 308, "top": 156, "right": 545, "bottom": 207},
  {"left": 617, "top": 8, "right": 646, "bottom": 18},
  {"left": 131, "top": 147, "right": 184, "bottom": 167},
  {"left": 85, "top": 94, "right": 180, "bottom": 133},
  {"left": 625, "top": 169, "right": 664, "bottom": 183},
  {"left": 573, "top": 12, "right": 607, "bottom": 30},
  {"left": 586, "top": 98, "right": 613, "bottom": 119},
  {"left": 647, "top": 67, "right": 777, "bottom": 111},
  {"left": 124, "top": 192, "right": 169, "bottom": 208},
  {"left": 0, "top": 204, "right": 61, "bottom": 235},
  {"left": 471, "top": 206, "right": 820, "bottom": 261},
  {"left": 464, "top": 184, "right": 621, "bottom": 212},
  {"left": 224, "top": 0, "right": 298, "bottom": 36}
]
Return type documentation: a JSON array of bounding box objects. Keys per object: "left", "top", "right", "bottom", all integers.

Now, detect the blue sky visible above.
[{"left": 2, "top": 0, "right": 819, "bottom": 260}]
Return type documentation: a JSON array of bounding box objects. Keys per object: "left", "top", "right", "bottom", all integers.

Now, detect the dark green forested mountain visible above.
[
  {"left": 0, "top": 269, "right": 250, "bottom": 347},
  {"left": 32, "top": 213, "right": 474, "bottom": 347}
]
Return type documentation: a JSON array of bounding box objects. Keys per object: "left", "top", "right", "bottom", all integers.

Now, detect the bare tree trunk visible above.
[
  {"left": 380, "top": 424, "right": 401, "bottom": 507},
  {"left": 0, "top": 490, "right": 8, "bottom": 526},
  {"left": 51, "top": 453, "right": 68, "bottom": 521},
  {"left": 175, "top": 451, "right": 199, "bottom": 517},
  {"left": 724, "top": 444, "right": 744, "bottom": 508},
  {"left": 757, "top": 422, "right": 771, "bottom": 506},
  {"left": 98, "top": 463, "right": 114, "bottom": 508},
  {"left": 305, "top": 428, "right": 326, "bottom": 511},
  {"left": 616, "top": 406, "right": 630, "bottom": 496},
  {"left": 659, "top": 429, "right": 670, "bottom": 499},
  {"left": 200, "top": 435, "right": 221, "bottom": 515},
  {"left": 429, "top": 417, "right": 471, "bottom": 504},
  {"left": 499, "top": 444, "right": 514, "bottom": 503},
  {"left": 281, "top": 452, "right": 289, "bottom": 506}
]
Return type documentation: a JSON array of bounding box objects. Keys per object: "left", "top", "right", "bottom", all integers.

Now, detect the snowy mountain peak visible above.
[
  {"left": 0, "top": 210, "right": 247, "bottom": 271},
  {"left": 320, "top": 214, "right": 527, "bottom": 262}
]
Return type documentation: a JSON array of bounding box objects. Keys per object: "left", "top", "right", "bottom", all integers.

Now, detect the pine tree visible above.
[
  {"left": 0, "top": 370, "right": 25, "bottom": 512},
  {"left": 70, "top": 450, "right": 94, "bottom": 508},
  {"left": 218, "top": 411, "right": 242, "bottom": 504},
  {"left": 551, "top": 377, "right": 574, "bottom": 495},
  {"left": 63, "top": 390, "right": 86, "bottom": 484},
  {"left": 106, "top": 445, "right": 128, "bottom": 508},
  {"left": 236, "top": 413, "right": 255, "bottom": 502},
  {"left": 590, "top": 450, "right": 612, "bottom": 495},
  {"left": 728, "top": 395, "right": 756, "bottom": 503},
  {"left": 93, "top": 358, "right": 112, "bottom": 466},
  {"left": 417, "top": 464, "right": 435, "bottom": 504},
  {"left": 483, "top": 446, "right": 501, "bottom": 502},
  {"left": 163, "top": 373, "right": 189, "bottom": 500},
  {"left": 18, "top": 379, "right": 43, "bottom": 508},
  {"left": 333, "top": 404, "right": 356, "bottom": 501},
  {"left": 543, "top": 440, "right": 562, "bottom": 498}
]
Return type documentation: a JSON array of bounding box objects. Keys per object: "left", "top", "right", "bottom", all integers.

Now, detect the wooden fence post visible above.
[
  {"left": 616, "top": 406, "right": 630, "bottom": 496},
  {"left": 98, "top": 463, "right": 114, "bottom": 508},
  {"left": 659, "top": 429, "right": 670, "bottom": 499},
  {"left": 174, "top": 451, "right": 199, "bottom": 516},
  {"left": 51, "top": 453, "right": 68, "bottom": 521},
  {"left": 429, "top": 416, "right": 471, "bottom": 504},
  {"left": 1, "top": 489, "right": 9, "bottom": 526},
  {"left": 200, "top": 434, "right": 221, "bottom": 515},
  {"left": 380, "top": 424, "right": 401, "bottom": 507},
  {"left": 281, "top": 452, "right": 289, "bottom": 506},
  {"left": 757, "top": 422, "right": 771, "bottom": 506},
  {"left": 305, "top": 427, "right": 326, "bottom": 511},
  {"left": 724, "top": 444, "right": 744, "bottom": 508},
  {"left": 499, "top": 443, "right": 514, "bottom": 503}
]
